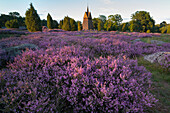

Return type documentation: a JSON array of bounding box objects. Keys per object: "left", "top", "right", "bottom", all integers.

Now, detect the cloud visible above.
[
  {"left": 165, "top": 18, "right": 170, "bottom": 20},
  {"left": 100, "top": 0, "right": 114, "bottom": 4},
  {"left": 123, "top": 18, "right": 130, "bottom": 21},
  {"left": 39, "top": 14, "right": 44, "bottom": 16}
]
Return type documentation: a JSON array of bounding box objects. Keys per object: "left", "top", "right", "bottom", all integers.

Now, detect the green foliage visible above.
[
  {"left": 47, "top": 13, "right": 53, "bottom": 29},
  {"left": 62, "top": 16, "right": 71, "bottom": 31},
  {"left": 70, "top": 18, "right": 77, "bottom": 31},
  {"left": 104, "top": 14, "right": 123, "bottom": 31},
  {"left": 59, "top": 20, "right": 63, "bottom": 29},
  {"left": 160, "top": 26, "right": 167, "bottom": 33},
  {"left": 25, "top": 3, "right": 42, "bottom": 32},
  {"left": 97, "top": 21, "right": 101, "bottom": 31},
  {"left": 141, "top": 34, "right": 170, "bottom": 43},
  {"left": 108, "top": 14, "right": 123, "bottom": 26},
  {"left": 0, "top": 34, "right": 19, "bottom": 40},
  {"left": 166, "top": 25, "right": 170, "bottom": 33},
  {"left": 160, "top": 21, "right": 167, "bottom": 28},
  {"left": 41, "top": 19, "right": 47, "bottom": 26},
  {"left": 5, "top": 19, "right": 19, "bottom": 28},
  {"left": 138, "top": 57, "right": 170, "bottom": 113},
  {"left": 104, "top": 20, "right": 113, "bottom": 31},
  {"left": 62, "top": 16, "right": 77, "bottom": 31},
  {"left": 0, "top": 13, "right": 25, "bottom": 28},
  {"left": 98, "top": 15, "right": 106, "bottom": 23},
  {"left": 53, "top": 20, "right": 58, "bottom": 29},
  {"left": 9, "top": 12, "right": 20, "bottom": 18},
  {"left": 154, "top": 24, "right": 161, "bottom": 33},
  {"left": 121, "top": 22, "right": 129, "bottom": 32},
  {"left": 146, "top": 29, "right": 151, "bottom": 33},
  {"left": 92, "top": 18, "right": 99, "bottom": 30},
  {"left": 77, "top": 21, "right": 82, "bottom": 31},
  {"left": 130, "top": 11, "right": 155, "bottom": 32}
]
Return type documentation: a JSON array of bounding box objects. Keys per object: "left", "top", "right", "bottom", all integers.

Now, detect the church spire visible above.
[{"left": 87, "top": 6, "right": 89, "bottom": 12}]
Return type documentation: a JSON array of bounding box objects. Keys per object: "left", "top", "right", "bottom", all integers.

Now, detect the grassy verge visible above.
[
  {"left": 0, "top": 33, "right": 23, "bottom": 40},
  {"left": 137, "top": 57, "right": 170, "bottom": 113},
  {"left": 141, "top": 34, "right": 170, "bottom": 43}
]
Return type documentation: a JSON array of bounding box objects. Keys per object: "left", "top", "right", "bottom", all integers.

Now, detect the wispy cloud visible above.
[
  {"left": 123, "top": 18, "right": 130, "bottom": 21},
  {"left": 100, "top": 0, "right": 114, "bottom": 4},
  {"left": 165, "top": 18, "right": 170, "bottom": 20}
]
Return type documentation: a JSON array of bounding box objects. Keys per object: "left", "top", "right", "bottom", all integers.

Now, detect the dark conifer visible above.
[
  {"left": 47, "top": 13, "right": 53, "bottom": 29},
  {"left": 25, "top": 3, "right": 42, "bottom": 32}
]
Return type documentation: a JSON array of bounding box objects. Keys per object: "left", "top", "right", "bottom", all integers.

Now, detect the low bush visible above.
[
  {"left": 5, "top": 19, "right": 19, "bottom": 28},
  {"left": 0, "top": 47, "right": 157, "bottom": 112}
]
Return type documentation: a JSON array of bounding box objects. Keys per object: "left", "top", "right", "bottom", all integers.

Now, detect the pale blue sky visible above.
[{"left": 0, "top": 0, "right": 170, "bottom": 24}]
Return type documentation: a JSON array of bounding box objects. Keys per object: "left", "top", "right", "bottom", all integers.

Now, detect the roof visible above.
[{"left": 83, "top": 6, "right": 92, "bottom": 19}]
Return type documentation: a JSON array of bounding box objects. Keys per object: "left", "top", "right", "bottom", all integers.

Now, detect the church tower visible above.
[{"left": 83, "top": 6, "right": 93, "bottom": 30}]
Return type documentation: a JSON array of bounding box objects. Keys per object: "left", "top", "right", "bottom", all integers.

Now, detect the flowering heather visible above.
[
  {"left": 0, "top": 30, "right": 169, "bottom": 112},
  {"left": 0, "top": 47, "right": 157, "bottom": 112}
]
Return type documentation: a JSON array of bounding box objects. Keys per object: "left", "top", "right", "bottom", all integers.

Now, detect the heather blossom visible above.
[{"left": 0, "top": 30, "right": 168, "bottom": 112}]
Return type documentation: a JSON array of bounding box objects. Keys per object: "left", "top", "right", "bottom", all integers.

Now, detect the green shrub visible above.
[
  {"left": 146, "top": 30, "right": 151, "bottom": 33},
  {"left": 25, "top": 3, "right": 42, "bottom": 32},
  {"left": 5, "top": 19, "right": 19, "bottom": 28},
  {"left": 62, "top": 16, "right": 71, "bottom": 31},
  {"left": 47, "top": 13, "right": 53, "bottom": 29},
  {"left": 167, "top": 25, "right": 170, "bottom": 33}
]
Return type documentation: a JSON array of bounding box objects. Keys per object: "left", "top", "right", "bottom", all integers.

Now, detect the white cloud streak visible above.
[{"left": 100, "top": 0, "right": 114, "bottom": 4}]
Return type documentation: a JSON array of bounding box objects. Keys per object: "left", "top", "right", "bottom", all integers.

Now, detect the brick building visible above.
[{"left": 83, "top": 7, "right": 93, "bottom": 30}]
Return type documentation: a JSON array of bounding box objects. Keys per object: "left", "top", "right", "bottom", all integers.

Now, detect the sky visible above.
[{"left": 0, "top": 0, "right": 170, "bottom": 24}]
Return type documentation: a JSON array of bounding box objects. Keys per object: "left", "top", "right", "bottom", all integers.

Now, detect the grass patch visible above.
[
  {"left": 141, "top": 34, "right": 170, "bottom": 43},
  {"left": 0, "top": 33, "right": 23, "bottom": 40},
  {"left": 138, "top": 57, "right": 170, "bottom": 113}
]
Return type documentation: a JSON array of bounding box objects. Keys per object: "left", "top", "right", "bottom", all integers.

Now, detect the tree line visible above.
[{"left": 0, "top": 3, "right": 170, "bottom": 33}]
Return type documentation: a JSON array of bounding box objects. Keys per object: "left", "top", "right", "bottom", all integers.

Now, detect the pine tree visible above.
[
  {"left": 53, "top": 20, "right": 58, "bottom": 29},
  {"left": 62, "top": 16, "right": 71, "bottom": 31},
  {"left": 59, "top": 20, "right": 63, "bottom": 29},
  {"left": 70, "top": 18, "right": 76, "bottom": 31},
  {"left": 77, "top": 21, "right": 81, "bottom": 31},
  {"left": 25, "top": 3, "right": 42, "bottom": 32},
  {"left": 47, "top": 13, "right": 53, "bottom": 29},
  {"left": 98, "top": 21, "right": 101, "bottom": 31}
]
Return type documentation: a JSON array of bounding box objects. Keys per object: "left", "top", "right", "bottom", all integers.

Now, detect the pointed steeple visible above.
[{"left": 87, "top": 6, "right": 89, "bottom": 12}]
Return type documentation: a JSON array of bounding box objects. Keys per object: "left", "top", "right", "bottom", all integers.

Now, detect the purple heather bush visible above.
[
  {"left": 0, "top": 31, "right": 169, "bottom": 112},
  {"left": 0, "top": 47, "right": 158, "bottom": 112}
]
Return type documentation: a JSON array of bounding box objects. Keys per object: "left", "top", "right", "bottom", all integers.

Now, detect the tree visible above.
[
  {"left": 104, "top": 20, "right": 113, "bottom": 31},
  {"left": 154, "top": 24, "right": 161, "bottom": 33},
  {"left": 98, "top": 21, "right": 102, "bottom": 31},
  {"left": 105, "top": 14, "right": 123, "bottom": 31},
  {"left": 129, "top": 20, "right": 141, "bottom": 32},
  {"left": 92, "top": 18, "right": 99, "bottom": 30},
  {"left": 61, "top": 16, "right": 77, "bottom": 31},
  {"left": 53, "top": 20, "right": 58, "bottom": 29},
  {"left": 9, "top": 12, "right": 20, "bottom": 18},
  {"left": 62, "top": 16, "right": 71, "bottom": 31},
  {"left": 25, "top": 3, "right": 42, "bottom": 32},
  {"left": 41, "top": 19, "right": 47, "bottom": 26},
  {"left": 130, "top": 11, "right": 155, "bottom": 32},
  {"left": 121, "top": 22, "right": 129, "bottom": 32},
  {"left": 77, "top": 21, "right": 82, "bottom": 31},
  {"left": 70, "top": 18, "right": 77, "bottom": 31},
  {"left": 0, "top": 13, "right": 25, "bottom": 27},
  {"left": 99, "top": 15, "right": 106, "bottom": 23},
  {"left": 59, "top": 20, "right": 63, "bottom": 29},
  {"left": 108, "top": 14, "right": 123, "bottom": 26},
  {"left": 160, "top": 21, "right": 167, "bottom": 28},
  {"left": 47, "top": 13, "right": 53, "bottom": 29},
  {"left": 167, "top": 25, "right": 170, "bottom": 33},
  {"left": 5, "top": 19, "right": 19, "bottom": 28}
]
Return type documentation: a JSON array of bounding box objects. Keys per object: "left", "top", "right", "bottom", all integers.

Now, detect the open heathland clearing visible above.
[{"left": 0, "top": 30, "right": 169, "bottom": 113}]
